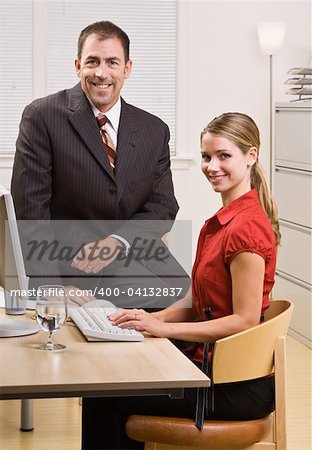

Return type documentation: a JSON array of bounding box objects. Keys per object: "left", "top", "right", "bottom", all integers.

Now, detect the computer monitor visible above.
[{"left": 0, "top": 185, "right": 29, "bottom": 299}]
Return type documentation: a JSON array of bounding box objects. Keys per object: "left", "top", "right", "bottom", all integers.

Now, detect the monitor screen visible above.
[{"left": 0, "top": 185, "right": 29, "bottom": 299}]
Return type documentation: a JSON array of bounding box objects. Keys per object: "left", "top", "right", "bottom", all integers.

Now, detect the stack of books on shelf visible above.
[{"left": 285, "top": 67, "right": 312, "bottom": 102}]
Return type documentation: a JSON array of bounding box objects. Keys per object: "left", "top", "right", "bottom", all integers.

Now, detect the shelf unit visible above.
[{"left": 273, "top": 102, "right": 312, "bottom": 348}]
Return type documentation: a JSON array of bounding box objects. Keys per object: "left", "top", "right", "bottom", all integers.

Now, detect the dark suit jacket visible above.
[
  {"left": 11, "top": 83, "right": 180, "bottom": 284},
  {"left": 11, "top": 82, "right": 178, "bottom": 223}
]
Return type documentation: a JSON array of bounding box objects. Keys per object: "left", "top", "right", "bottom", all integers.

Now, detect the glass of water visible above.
[{"left": 36, "top": 285, "right": 67, "bottom": 351}]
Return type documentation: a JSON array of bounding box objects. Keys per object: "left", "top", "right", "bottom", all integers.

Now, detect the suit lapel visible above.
[
  {"left": 67, "top": 83, "right": 115, "bottom": 181},
  {"left": 115, "top": 99, "right": 139, "bottom": 193}
]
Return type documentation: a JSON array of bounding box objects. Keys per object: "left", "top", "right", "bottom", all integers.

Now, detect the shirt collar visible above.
[
  {"left": 89, "top": 97, "right": 121, "bottom": 133},
  {"left": 215, "top": 189, "right": 259, "bottom": 225}
]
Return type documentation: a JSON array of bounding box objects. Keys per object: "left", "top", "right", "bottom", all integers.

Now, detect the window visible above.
[
  {"left": 0, "top": 0, "right": 177, "bottom": 156},
  {"left": 0, "top": 1, "right": 32, "bottom": 154},
  {"left": 45, "top": 0, "right": 177, "bottom": 154}
]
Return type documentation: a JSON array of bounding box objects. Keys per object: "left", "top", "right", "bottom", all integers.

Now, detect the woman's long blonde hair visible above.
[{"left": 201, "top": 112, "right": 281, "bottom": 246}]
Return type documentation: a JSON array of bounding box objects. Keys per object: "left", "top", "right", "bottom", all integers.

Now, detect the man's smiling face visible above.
[{"left": 75, "top": 34, "right": 132, "bottom": 112}]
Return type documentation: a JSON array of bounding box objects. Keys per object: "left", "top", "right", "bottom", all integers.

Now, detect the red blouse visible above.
[{"left": 191, "top": 189, "right": 276, "bottom": 364}]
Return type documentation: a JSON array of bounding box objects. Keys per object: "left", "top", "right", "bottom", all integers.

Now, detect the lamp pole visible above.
[
  {"left": 269, "top": 53, "right": 273, "bottom": 190},
  {"left": 257, "top": 21, "right": 286, "bottom": 191}
]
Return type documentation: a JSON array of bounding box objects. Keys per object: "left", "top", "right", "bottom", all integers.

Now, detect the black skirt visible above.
[{"left": 81, "top": 375, "right": 274, "bottom": 450}]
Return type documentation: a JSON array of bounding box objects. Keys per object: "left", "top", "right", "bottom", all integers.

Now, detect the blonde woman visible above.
[{"left": 82, "top": 112, "right": 280, "bottom": 449}]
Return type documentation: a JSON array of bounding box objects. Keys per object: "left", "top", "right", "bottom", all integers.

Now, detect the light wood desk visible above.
[{"left": 0, "top": 311, "right": 209, "bottom": 428}]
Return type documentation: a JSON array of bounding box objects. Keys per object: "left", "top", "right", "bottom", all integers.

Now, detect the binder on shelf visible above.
[
  {"left": 287, "top": 67, "right": 312, "bottom": 76},
  {"left": 285, "top": 67, "right": 312, "bottom": 101}
]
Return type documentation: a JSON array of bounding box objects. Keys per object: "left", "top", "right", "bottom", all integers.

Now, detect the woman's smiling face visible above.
[{"left": 200, "top": 132, "right": 257, "bottom": 205}]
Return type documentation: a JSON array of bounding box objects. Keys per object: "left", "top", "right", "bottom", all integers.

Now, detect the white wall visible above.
[
  {"left": 0, "top": 0, "right": 311, "bottom": 258},
  {"left": 173, "top": 0, "right": 311, "bottom": 255}
]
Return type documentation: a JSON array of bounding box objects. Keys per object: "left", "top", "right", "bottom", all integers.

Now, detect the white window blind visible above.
[
  {"left": 0, "top": 1, "right": 32, "bottom": 154},
  {"left": 45, "top": 0, "right": 177, "bottom": 154}
]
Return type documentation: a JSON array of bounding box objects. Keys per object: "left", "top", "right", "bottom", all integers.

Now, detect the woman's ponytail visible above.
[{"left": 251, "top": 162, "right": 281, "bottom": 246}]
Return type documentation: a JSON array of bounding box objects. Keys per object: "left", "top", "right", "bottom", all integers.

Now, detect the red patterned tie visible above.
[{"left": 96, "top": 114, "right": 116, "bottom": 170}]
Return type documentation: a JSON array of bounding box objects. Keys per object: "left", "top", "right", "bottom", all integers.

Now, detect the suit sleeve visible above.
[
  {"left": 11, "top": 102, "right": 53, "bottom": 220},
  {"left": 114, "top": 122, "right": 187, "bottom": 282},
  {"left": 11, "top": 103, "right": 62, "bottom": 287},
  {"left": 117, "top": 122, "right": 179, "bottom": 246},
  {"left": 132, "top": 122, "right": 179, "bottom": 222}
]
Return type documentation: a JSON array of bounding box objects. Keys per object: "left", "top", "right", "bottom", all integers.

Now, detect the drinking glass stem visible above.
[{"left": 47, "top": 332, "right": 54, "bottom": 350}]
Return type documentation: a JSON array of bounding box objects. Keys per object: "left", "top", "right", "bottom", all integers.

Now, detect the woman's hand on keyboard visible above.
[{"left": 109, "top": 308, "right": 167, "bottom": 338}]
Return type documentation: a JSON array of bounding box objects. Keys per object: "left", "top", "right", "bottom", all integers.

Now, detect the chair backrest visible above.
[{"left": 212, "top": 299, "right": 294, "bottom": 384}]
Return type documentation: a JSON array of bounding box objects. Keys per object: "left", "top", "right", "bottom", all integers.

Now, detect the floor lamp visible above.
[{"left": 257, "top": 22, "right": 286, "bottom": 189}]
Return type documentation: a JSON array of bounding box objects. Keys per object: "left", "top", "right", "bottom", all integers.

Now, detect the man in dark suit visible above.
[{"left": 11, "top": 21, "right": 189, "bottom": 308}]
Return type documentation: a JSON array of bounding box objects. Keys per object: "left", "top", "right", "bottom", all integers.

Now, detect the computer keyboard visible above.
[{"left": 69, "top": 307, "right": 144, "bottom": 342}]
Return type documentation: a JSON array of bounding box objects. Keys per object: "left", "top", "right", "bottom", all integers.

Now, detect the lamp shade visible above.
[{"left": 257, "top": 22, "right": 286, "bottom": 55}]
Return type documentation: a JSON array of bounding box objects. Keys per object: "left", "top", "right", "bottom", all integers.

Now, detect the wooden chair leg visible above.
[
  {"left": 145, "top": 443, "right": 157, "bottom": 450},
  {"left": 274, "top": 336, "right": 287, "bottom": 450}
]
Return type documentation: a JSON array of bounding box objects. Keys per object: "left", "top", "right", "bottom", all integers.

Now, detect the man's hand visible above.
[
  {"left": 64, "top": 285, "right": 96, "bottom": 306},
  {"left": 71, "top": 236, "right": 124, "bottom": 273}
]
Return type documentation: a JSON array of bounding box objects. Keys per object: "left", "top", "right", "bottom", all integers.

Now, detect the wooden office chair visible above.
[{"left": 126, "top": 299, "right": 294, "bottom": 450}]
